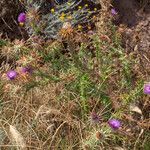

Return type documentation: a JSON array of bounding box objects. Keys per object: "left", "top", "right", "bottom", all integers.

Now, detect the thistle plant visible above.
[
  {"left": 25, "top": 0, "right": 100, "bottom": 39},
  {"left": 82, "top": 125, "right": 118, "bottom": 150}
]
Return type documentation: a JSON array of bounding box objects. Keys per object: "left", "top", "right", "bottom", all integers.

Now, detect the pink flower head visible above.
[
  {"left": 108, "top": 118, "right": 121, "bottom": 129},
  {"left": 111, "top": 8, "right": 117, "bottom": 15},
  {"left": 90, "top": 112, "right": 99, "bottom": 123},
  {"left": 17, "top": 12, "right": 26, "bottom": 23},
  {"left": 6, "top": 70, "right": 17, "bottom": 80},
  {"left": 144, "top": 83, "right": 150, "bottom": 94},
  {"left": 21, "top": 66, "right": 32, "bottom": 73}
]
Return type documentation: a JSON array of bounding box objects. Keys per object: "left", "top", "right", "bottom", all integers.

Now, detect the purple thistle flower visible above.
[
  {"left": 17, "top": 12, "right": 26, "bottom": 23},
  {"left": 21, "top": 66, "right": 32, "bottom": 73},
  {"left": 108, "top": 118, "right": 121, "bottom": 129},
  {"left": 143, "top": 83, "right": 150, "bottom": 94},
  {"left": 90, "top": 112, "right": 99, "bottom": 123},
  {"left": 6, "top": 70, "right": 17, "bottom": 80},
  {"left": 111, "top": 8, "right": 117, "bottom": 16}
]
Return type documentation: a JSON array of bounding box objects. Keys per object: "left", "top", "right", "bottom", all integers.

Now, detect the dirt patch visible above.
[
  {"left": 0, "top": 0, "right": 28, "bottom": 40},
  {"left": 111, "top": 0, "right": 150, "bottom": 72},
  {"left": 111, "top": 0, "right": 150, "bottom": 26}
]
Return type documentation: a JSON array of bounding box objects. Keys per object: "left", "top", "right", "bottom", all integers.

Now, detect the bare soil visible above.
[{"left": 112, "top": 0, "right": 150, "bottom": 73}]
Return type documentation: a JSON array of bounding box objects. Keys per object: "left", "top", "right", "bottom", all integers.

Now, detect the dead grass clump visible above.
[{"left": 9, "top": 125, "right": 27, "bottom": 150}]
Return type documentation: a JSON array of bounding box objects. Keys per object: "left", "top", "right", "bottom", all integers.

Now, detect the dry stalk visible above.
[{"left": 9, "top": 125, "right": 27, "bottom": 150}]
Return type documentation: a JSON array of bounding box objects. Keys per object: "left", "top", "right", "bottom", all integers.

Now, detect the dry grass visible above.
[
  {"left": 0, "top": 0, "right": 150, "bottom": 150},
  {"left": 9, "top": 125, "right": 27, "bottom": 150}
]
